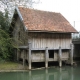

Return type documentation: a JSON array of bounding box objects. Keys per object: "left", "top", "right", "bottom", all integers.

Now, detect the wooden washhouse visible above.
[{"left": 10, "top": 6, "right": 77, "bottom": 69}]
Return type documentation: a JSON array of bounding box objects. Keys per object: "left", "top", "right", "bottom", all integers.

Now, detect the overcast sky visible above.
[{"left": 33, "top": 0, "right": 80, "bottom": 31}]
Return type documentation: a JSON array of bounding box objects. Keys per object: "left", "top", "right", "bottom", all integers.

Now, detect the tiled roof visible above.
[{"left": 18, "top": 7, "right": 77, "bottom": 33}]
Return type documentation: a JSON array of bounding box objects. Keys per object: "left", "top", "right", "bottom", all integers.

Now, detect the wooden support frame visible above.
[
  {"left": 59, "top": 46, "right": 62, "bottom": 67},
  {"left": 45, "top": 47, "right": 48, "bottom": 68},
  {"left": 28, "top": 42, "right": 32, "bottom": 69}
]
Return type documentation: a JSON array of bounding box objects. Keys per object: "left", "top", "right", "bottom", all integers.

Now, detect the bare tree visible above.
[
  {"left": 0, "top": 0, "right": 39, "bottom": 19},
  {"left": 0, "top": 0, "right": 39, "bottom": 9}
]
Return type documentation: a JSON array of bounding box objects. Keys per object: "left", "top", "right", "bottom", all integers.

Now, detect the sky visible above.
[{"left": 33, "top": 0, "right": 80, "bottom": 31}]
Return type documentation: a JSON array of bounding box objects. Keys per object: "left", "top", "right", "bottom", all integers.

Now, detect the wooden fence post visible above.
[
  {"left": 59, "top": 46, "right": 62, "bottom": 67},
  {"left": 28, "top": 42, "right": 32, "bottom": 69},
  {"left": 45, "top": 47, "right": 48, "bottom": 68}
]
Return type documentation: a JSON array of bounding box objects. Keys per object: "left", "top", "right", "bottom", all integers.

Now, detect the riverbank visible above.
[
  {"left": 0, "top": 61, "right": 58, "bottom": 72},
  {"left": 0, "top": 61, "right": 28, "bottom": 72},
  {"left": 0, "top": 61, "right": 79, "bottom": 72}
]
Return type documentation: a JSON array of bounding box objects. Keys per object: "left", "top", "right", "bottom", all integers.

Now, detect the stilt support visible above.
[
  {"left": 59, "top": 46, "right": 62, "bottom": 67},
  {"left": 23, "top": 50, "right": 25, "bottom": 68},
  {"left": 45, "top": 47, "right": 48, "bottom": 68},
  {"left": 28, "top": 42, "right": 31, "bottom": 69}
]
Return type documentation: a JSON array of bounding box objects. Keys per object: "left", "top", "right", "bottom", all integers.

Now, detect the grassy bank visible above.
[{"left": 0, "top": 61, "right": 28, "bottom": 70}]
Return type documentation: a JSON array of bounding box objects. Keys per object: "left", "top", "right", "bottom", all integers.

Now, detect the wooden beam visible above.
[
  {"left": 18, "top": 46, "right": 28, "bottom": 49},
  {"left": 59, "top": 46, "right": 62, "bottom": 67},
  {"left": 31, "top": 48, "right": 70, "bottom": 51},
  {"left": 28, "top": 42, "right": 32, "bottom": 69},
  {"left": 45, "top": 47, "right": 48, "bottom": 68}
]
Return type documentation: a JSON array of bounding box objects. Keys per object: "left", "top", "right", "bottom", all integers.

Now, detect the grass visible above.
[{"left": 0, "top": 61, "right": 27, "bottom": 70}]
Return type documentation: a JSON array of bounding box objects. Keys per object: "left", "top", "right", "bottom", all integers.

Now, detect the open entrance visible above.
[{"left": 49, "top": 50, "right": 54, "bottom": 58}]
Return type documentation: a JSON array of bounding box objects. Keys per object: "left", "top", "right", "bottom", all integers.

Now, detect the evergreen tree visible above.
[{"left": 0, "top": 11, "right": 14, "bottom": 61}]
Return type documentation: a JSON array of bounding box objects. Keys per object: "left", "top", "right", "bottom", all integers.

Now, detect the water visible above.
[{"left": 0, "top": 66, "right": 80, "bottom": 80}]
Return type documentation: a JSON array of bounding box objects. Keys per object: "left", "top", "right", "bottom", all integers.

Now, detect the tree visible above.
[{"left": 0, "top": 11, "right": 14, "bottom": 61}]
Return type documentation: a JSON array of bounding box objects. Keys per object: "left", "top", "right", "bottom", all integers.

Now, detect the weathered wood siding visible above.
[
  {"left": 31, "top": 51, "right": 45, "bottom": 62},
  {"left": 26, "top": 32, "right": 71, "bottom": 62},
  {"left": 12, "top": 16, "right": 28, "bottom": 46},
  {"left": 28, "top": 32, "right": 71, "bottom": 49},
  {"left": 30, "top": 51, "right": 69, "bottom": 62},
  {"left": 62, "top": 50, "right": 69, "bottom": 60}
]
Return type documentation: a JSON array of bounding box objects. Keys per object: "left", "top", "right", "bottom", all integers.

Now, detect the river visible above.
[{"left": 0, "top": 65, "right": 80, "bottom": 80}]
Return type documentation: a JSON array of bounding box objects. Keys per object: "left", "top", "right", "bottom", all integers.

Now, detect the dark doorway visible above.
[{"left": 49, "top": 50, "right": 54, "bottom": 58}]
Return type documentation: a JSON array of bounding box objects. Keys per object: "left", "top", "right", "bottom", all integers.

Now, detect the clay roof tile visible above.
[{"left": 18, "top": 7, "right": 77, "bottom": 33}]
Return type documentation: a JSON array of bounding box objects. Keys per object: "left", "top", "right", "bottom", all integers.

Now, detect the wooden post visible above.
[
  {"left": 28, "top": 42, "right": 31, "bottom": 70},
  {"left": 45, "top": 47, "right": 48, "bottom": 68},
  {"left": 59, "top": 46, "right": 62, "bottom": 67},
  {"left": 70, "top": 44, "right": 73, "bottom": 66},
  {"left": 23, "top": 50, "right": 25, "bottom": 68}
]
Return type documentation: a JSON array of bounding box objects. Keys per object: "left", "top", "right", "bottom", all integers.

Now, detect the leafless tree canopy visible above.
[
  {"left": 0, "top": 0, "right": 39, "bottom": 18},
  {"left": 0, "top": 0, "right": 35, "bottom": 9}
]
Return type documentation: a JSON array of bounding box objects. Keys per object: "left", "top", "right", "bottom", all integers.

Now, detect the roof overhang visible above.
[
  {"left": 15, "top": 6, "right": 27, "bottom": 32},
  {"left": 27, "top": 30, "right": 78, "bottom": 33}
]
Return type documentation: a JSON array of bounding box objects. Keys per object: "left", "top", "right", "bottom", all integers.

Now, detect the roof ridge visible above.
[{"left": 18, "top": 6, "right": 60, "bottom": 14}]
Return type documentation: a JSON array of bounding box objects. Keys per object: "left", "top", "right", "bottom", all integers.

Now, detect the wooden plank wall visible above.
[
  {"left": 31, "top": 51, "right": 45, "bottom": 62},
  {"left": 28, "top": 32, "right": 71, "bottom": 49}
]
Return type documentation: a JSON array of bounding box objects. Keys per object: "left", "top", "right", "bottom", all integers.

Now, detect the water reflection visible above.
[{"left": 0, "top": 66, "right": 80, "bottom": 80}]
